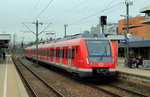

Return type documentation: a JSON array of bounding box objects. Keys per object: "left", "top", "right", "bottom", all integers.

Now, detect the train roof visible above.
[{"left": 25, "top": 34, "right": 125, "bottom": 49}]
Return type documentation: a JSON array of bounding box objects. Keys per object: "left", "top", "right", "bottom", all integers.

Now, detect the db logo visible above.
[{"left": 98, "top": 63, "right": 103, "bottom": 66}]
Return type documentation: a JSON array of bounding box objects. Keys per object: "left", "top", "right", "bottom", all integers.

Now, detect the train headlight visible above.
[
  {"left": 86, "top": 57, "right": 90, "bottom": 65},
  {"left": 111, "top": 57, "right": 115, "bottom": 65}
]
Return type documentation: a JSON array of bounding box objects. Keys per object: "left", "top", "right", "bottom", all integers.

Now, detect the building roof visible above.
[
  {"left": 0, "top": 34, "right": 11, "bottom": 48},
  {"left": 140, "top": 6, "right": 150, "bottom": 13},
  {"left": 119, "top": 40, "right": 150, "bottom": 48},
  {"left": 0, "top": 34, "right": 11, "bottom": 40}
]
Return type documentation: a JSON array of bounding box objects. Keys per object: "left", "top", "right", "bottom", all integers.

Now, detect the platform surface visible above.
[
  {"left": 117, "top": 58, "right": 150, "bottom": 78},
  {"left": 0, "top": 55, "right": 29, "bottom": 97}
]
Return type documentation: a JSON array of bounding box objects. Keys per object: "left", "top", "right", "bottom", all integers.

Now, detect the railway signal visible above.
[
  {"left": 100, "top": 16, "right": 107, "bottom": 25},
  {"left": 100, "top": 16, "right": 107, "bottom": 34}
]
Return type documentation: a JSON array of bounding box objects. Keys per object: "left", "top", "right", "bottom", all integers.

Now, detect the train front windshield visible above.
[{"left": 86, "top": 40, "right": 111, "bottom": 62}]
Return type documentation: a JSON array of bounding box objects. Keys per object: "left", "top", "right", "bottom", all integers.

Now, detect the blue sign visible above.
[{"left": 121, "top": 39, "right": 128, "bottom": 43}]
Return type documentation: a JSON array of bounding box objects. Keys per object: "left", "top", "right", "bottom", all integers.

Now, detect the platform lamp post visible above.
[
  {"left": 125, "top": 1, "right": 133, "bottom": 63},
  {"left": 120, "top": 0, "right": 133, "bottom": 63},
  {"left": 120, "top": 15, "right": 128, "bottom": 61}
]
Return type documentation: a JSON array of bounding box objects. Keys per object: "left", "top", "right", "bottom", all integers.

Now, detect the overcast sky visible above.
[{"left": 0, "top": 0, "right": 149, "bottom": 43}]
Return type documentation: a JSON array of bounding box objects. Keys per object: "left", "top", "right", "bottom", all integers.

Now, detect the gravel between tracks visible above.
[
  {"left": 16, "top": 61, "right": 58, "bottom": 97},
  {"left": 20, "top": 58, "right": 112, "bottom": 97}
]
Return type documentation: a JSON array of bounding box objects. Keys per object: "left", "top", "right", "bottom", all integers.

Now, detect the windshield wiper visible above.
[{"left": 99, "top": 46, "right": 107, "bottom": 60}]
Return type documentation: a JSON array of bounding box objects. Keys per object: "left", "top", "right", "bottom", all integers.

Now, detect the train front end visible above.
[{"left": 83, "top": 39, "right": 116, "bottom": 77}]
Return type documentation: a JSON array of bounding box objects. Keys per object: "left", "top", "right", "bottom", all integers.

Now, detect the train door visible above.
[
  {"left": 60, "top": 47, "right": 62, "bottom": 64},
  {"left": 71, "top": 46, "right": 77, "bottom": 69},
  {"left": 50, "top": 48, "right": 54, "bottom": 62},
  {"left": 62, "top": 47, "right": 67, "bottom": 65},
  {"left": 54, "top": 47, "right": 56, "bottom": 63},
  {"left": 56, "top": 47, "right": 60, "bottom": 63},
  {"left": 43, "top": 48, "right": 46, "bottom": 60},
  {"left": 111, "top": 41, "right": 118, "bottom": 66},
  {"left": 68, "top": 46, "right": 72, "bottom": 70},
  {"left": 40, "top": 48, "right": 42, "bottom": 59},
  {"left": 48, "top": 48, "right": 50, "bottom": 61},
  {"left": 46, "top": 48, "right": 49, "bottom": 61}
]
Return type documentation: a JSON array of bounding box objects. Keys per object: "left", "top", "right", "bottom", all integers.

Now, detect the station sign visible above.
[{"left": 120, "top": 39, "right": 128, "bottom": 43}]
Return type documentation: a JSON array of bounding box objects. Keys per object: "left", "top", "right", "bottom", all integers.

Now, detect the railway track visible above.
[
  {"left": 12, "top": 55, "right": 149, "bottom": 97},
  {"left": 108, "top": 84, "right": 148, "bottom": 97},
  {"left": 74, "top": 77, "right": 148, "bottom": 97},
  {"left": 12, "top": 56, "right": 64, "bottom": 97},
  {"left": 83, "top": 82, "right": 122, "bottom": 97},
  {"left": 81, "top": 79, "right": 148, "bottom": 97}
]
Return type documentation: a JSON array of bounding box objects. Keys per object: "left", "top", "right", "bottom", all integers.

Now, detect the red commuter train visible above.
[{"left": 25, "top": 34, "right": 117, "bottom": 77}]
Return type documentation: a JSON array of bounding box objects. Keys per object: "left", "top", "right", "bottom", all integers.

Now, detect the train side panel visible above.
[{"left": 24, "top": 37, "right": 117, "bottom": 77}]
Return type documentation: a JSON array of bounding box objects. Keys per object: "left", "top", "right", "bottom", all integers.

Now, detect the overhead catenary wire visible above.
[
  {"left": 39, "top": 22, "right": 52, "bottom": 35},
  {"left": 34, "top": 0, "right": 54, "bottom": 21},
  {"left": 69, "top": 1, "right": 124, "bottom": 26},
  {"left": 82, "top": 1, "right": 123, "bottom": 24},
  {"left": 104, "top": 0, "right": 114, "bottom": 9},
  {"left": 64, "top": 0, "right": 115, "bottom": 26},
  {"left": 24, "top": 0, "right": 41, "bottom": 22},
  {"left": 46, "top": 0, "right": 90, "bottom": 22},
  {"left": 26, "top": 0, "right": 54, "bottom": 29}
]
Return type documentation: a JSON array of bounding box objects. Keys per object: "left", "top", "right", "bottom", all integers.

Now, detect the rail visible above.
[{"left": 12, "top": 56, "right": 64, "bottom": 97}]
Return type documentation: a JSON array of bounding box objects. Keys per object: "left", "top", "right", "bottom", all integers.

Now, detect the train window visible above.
[
  {"left": 55, "top": 49, "right": 58, "bottom": 57},
  {"left": 67, "top": 48, "right": 72, "bottom": 59},
  {"left": 46, "top": 49, "right": 48, "bottom": 56},
  {"left": 54, "top": 49, "right": 56, "bottom": 57},
  {"left": 59, "top": 49, "right": 61, "bottom": 58},
  {"left": 43, "top": 49, "right": 44, "bottom": 56},
  {"left": 86, "top": 40, "right": 111, "bottom": 57},
  {"left": 48, "top": 49, "right": 50, "bottom": 56},
  {"left": 56, "top": 49, "right": 57, "bottom": 57},
  {"left": 50, "top": 49, "right": 53, "bottom": 57},
  {"left": 72, "top": 49, "right": 75, "bottom": 59},
  {"left": 60, "top": 49, "right": 62, "bottom": 58},
  {"left": 56, "top": 49, "right": 58, "bottom": 57},
  {"left": 57, "top": 49, "right": 60, "bottom": 57},
  {"left": 76, "top": 46, "right": 78, "bottom": 54},
  {"left": 66, "top": 49, "right": 68, "bottom": 59},
  {"left": 41, "top": 49, "right": 43, "bottom": 55},
  {"left": 52, "top": 49, "right": 54, "bottom": 57},
  {"left": 45, "top": 49, "right": 46, "bottom": 56},
  {"left": 57, "top": 49, "right": 59, "bottom": 57},
  {"left": 62, "top": 49, "right": 65, "bottom": 58},
  {"left": 44, "top": 49, "right": 46, "bottom": 56},
  {"left": 49, "top": 49, "right": 51, "bottom": 56}
]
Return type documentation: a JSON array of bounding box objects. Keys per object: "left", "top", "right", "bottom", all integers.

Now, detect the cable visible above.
[
  {"left": 34, "top": 0, "right": 54, "bottom": 20},
  {"left": 23, "top": 0, "right": 41, "bottom": 22},
  {"left": 104, "top": 0, "right": 114, "bottom": 9},
  {"left": 69, "top": 1, "right": 124, "bottom": 25},
  {"left": 39, "top": 22, "right": 52, "bottom": 35},
  {"left": 26, "top": 0, "right": 53, "bottom": 28},
  {"left": 47, "top": 0, "right": 89, "bottom": 22},
  {"left": 65, "top": 0, "right": 114, "bottom": 24}
]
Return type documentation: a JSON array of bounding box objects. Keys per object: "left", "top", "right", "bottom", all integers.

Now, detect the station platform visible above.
[
  {"left": 117, "top": 58, "right": 150, "bottom": 82},
  {"left": 0, "top": 55, "right": 29, "bottom": 97}
]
